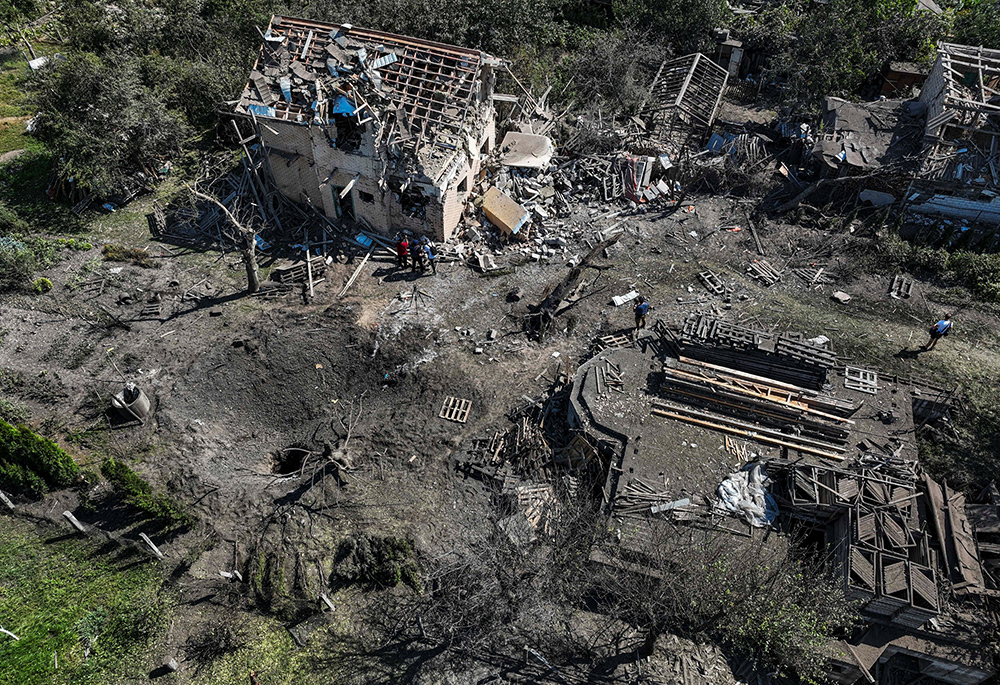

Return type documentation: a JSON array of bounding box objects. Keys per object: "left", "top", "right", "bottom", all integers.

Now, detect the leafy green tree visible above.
[
  {"left": 31, "top": 53, "right": 187, "bottom": 195},
  {"left": 742, "top": 0, "right": 947, "bottom": 106},
  {"left": 612, "top": 0, "right": 729, "bottom": 53},
  {"left": 954, "top": 0, "right": 1000, "bottom": 49}
]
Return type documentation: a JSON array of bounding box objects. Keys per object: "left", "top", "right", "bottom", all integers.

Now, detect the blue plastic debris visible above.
[
  {"left": 102, "top": 203, "right": 117, "bottom": 213},
  {"left": 355, "top": 233, "right": 373, "bottom": 248},
  {"left": 279, "top": 76, "right": 292, "bottom": 103},
  {"left": 332, "top": 95, "right": 357, "bottom": 116},
  {"left": 247, "top": 104, "right": 276, "bottom": 118},
  {"left": 255, "top": 234, "right": 271, "bottom": 250}
]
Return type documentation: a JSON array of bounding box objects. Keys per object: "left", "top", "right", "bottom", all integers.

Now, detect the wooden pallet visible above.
[
  {"left": 888, "top": 274, "right": 913, "bottom": 299},
  {"left": 136, "top": 302, "right": 162, "bottom": 320},
  {"left": 439, "top": 396, "right": 472, "bottom": 423},
  {"left": 845, "top": 366, "right": 879, "bottom": 395},
  {"left": 697, "top": 270, "right": 725, "bottom": 295},
  {"left": 596, "top": 333, "right": 631, "bottom": 351}
]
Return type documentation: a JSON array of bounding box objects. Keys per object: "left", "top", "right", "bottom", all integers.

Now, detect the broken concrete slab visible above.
[
  {"left": 498, "top": 132, "right": 555, "bottom": 169},
  {"left": 831, "top": 290, "right": 852, "bottom": 304},
  {"left": 482, "top": 186, "right": 530, "bottom": 235}
]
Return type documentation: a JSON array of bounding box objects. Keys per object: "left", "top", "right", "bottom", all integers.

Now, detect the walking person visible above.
[
  {"left": 633, "top": 296, "right": 649, "bottom": 337},
  {"left": 395, "top": 235, "right": 409, "bottom": 269},
  {"left": 422, "top": 238, "right": 437, "bottom": 275},
  {"left": 924, "top": 314, "right": 953, "bottom": 351}
]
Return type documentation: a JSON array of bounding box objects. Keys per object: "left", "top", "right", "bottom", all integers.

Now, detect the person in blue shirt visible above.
[
  {"left": 923, "top": 314, "right": 953, "bottom": 350},
  {"left": 422, "top": 239, "right": 437, "bottom": 275},
  {"left": 633, "top": 296, "right": 650, "bottom": 336}
]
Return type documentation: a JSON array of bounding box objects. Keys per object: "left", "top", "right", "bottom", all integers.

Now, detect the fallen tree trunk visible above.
[{"left": 529, "top": 235, "right": 619, "bottom": 338}]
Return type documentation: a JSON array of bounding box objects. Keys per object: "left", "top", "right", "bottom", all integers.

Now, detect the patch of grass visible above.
[
  {"left": 194, "top": 615, "right": 307, "bottom": 685},
  {"left": 100, "top": 457, "right": 195, "bottom": 527},
  {"left": 0, "top": 517, "right": 166, "bottom": 685},
  {"left": 101, "top": 243, "right": 158, "bottom": 268},
  {"left": 0, "top": 119, "right": 44, "bottom": 157},
  {"left": 0, "top": 152, "right": 84, "bottom": 235},
  {"left": 0, "top": 60, "right": 29, "bottom": 119},
  {"left": 31, "top": 276, "right": 51, "bottom": 292},
  {"left": 0, "top": 367, "right": 63, "bottom": 403}
]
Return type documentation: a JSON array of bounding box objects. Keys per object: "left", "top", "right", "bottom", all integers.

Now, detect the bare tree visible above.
[{"left": 185, "top": 183, "right": 260, "bottom": 294}]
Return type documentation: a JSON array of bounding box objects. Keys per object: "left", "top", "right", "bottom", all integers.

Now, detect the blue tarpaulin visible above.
[
  {"left": 247, "top": 104, "right": 276, "bottom": 118},
  {"left": 332, "top": 95, "right": 357, "bottom": 116}
]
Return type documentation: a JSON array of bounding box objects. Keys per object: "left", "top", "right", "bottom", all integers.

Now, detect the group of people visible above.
[{"left": 394, "top": 234, "right": 437, "bottom": 275}]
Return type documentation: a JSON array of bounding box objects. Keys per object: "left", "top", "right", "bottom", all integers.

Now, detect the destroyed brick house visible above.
[
  {"left": 905, "top": 43, "right": 1000, "bottom": 232},
  {"left": 235, "top": 15, "right": 501, "bottom": 242},
  {"left": 565, "top": 315, "right": 996, "bottom": 684}
]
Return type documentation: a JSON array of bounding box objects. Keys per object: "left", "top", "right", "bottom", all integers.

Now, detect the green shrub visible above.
[
  {"left": 0, "top": 458, "right": 46, "bottom": 499},
  {"left": 12, "top": 422, "right": 79, "bottom": 487},
  {"left": 0, "top": 397, "right": 28, "bottom": 424},
  {"left": 32, "top": 276, "right": 52, "bottom": 293},
  {"left": 101, "top": 458, "right": 194, "bottom": 526},
  {"left": 0, "top": 419, "right": 79, "bottom": 498},
  {"left": 332, "top": 534, "right": 422, "bottom": 591}
]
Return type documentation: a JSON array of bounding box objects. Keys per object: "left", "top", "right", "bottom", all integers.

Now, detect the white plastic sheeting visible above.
[{"left": 716, "top": 463, "right": 778, "bottom": 528}]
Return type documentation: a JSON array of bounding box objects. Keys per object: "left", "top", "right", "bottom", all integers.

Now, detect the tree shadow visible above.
[{"left": 160, "top": 289, "right": 250, "bottom": 323}]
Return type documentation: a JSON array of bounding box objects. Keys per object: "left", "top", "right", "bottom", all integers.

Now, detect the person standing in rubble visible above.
[
  {"left": 411, "top": 239, "right": 426, "bottom": 273},
  {"left": 633, "top": 296, "right": 650, "bottom": 336},
  {"left": 395, "top": 235, "right": 409, "bottom": 269},
  {"left": 422, "top": 237, "right": 437, "bottom": 275},
  {"left": 924, "top": 314, "right": 953, "bottom": 351}
]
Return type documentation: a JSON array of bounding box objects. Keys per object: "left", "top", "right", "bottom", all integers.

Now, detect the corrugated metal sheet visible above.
[{"left": 909, "top": 194, "right": 1000, "bottom": 223}]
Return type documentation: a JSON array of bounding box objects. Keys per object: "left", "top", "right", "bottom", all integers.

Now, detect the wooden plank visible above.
[
  {"left": 62, "top": 510, "right": 86, "bottom": 533},
  {"left": 650, "top": 408, "right": 845, "bottom": 460},
  {"left": 0, "top": 489, "right": 13, "bottom": 510},
  {"left": 139, "top": 533, "right": 165, "bottom": 559},
  {"left": 946, "top": 490, "right": 985, "bottom": 588}
]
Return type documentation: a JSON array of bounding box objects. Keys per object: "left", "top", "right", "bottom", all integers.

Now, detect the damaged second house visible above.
[{"left": 236, "top": 15, "right": 500, "bottom": 241}]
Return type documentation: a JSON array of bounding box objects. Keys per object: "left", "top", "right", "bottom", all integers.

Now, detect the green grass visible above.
[
  {"left": 0, "top": 518, "right": 167, "bottom": 685},
  {"left": 0, "top": 56, "right": 31, "bottom": 119}
]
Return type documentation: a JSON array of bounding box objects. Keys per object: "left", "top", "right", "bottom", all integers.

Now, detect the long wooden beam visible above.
[{"left": 651, "top": 408, "right": 846, "bottom": 460}]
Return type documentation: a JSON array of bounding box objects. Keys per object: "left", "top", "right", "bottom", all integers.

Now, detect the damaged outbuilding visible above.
[{"left": 236, "top": 15, "right": 500, "bottom": 241}]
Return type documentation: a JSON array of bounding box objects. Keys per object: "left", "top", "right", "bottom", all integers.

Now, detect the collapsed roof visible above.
[
  {"left": 917, "top": 43, "right": 1000, "bottom": 194},
  {"left": 640, "top": 53, "right": 729, "bottom": 142},
  {"left": 236, "top": 15, "right": 499, "bottom": 178}
]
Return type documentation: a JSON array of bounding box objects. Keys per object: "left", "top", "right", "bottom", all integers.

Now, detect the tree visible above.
[
  {"left": 186, "top": 184, "right": 260, "bottom": 294},
  {"left": 742, "top": 0, "right": 947, "bottom": 106},
  {"left": 31, "top": 53, "right": 188, "bottom": 195},
  {"left": 954, "top": 0, "right": 1000, "bottom": 50}
]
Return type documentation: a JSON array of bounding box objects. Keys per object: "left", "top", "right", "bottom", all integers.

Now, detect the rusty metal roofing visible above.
[{"left": 237, "top": 15, "right": 490, "bottom": 152}]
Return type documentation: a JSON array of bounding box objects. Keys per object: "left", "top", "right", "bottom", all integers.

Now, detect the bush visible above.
[
  {"left": 0, "top": 458, "right": 46, "bottom": 499},
  {"left": 32, "top": 277, "right": 52, "bottom": 293},
  {"left": 0, "top": 236, "right": 35, "bottom": 292},
  {"left": 101, "top": 457, "right": 194, "bottom": 526},
  {"left": 0, "top": 419, "right": 79, "bottom": 498},
  {"left": 332, "top": 534, "right": 422, "bottom": 591},
  {"left": 12, "top": 422, "right": 80, "bottom": 487},
  {"left": 0, "top": 397, "right": 28, "bottom": 424}
]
